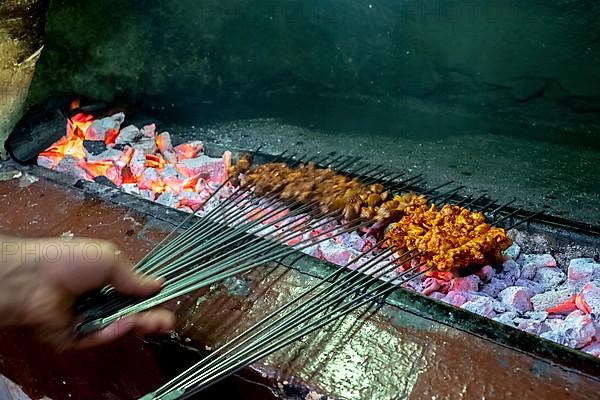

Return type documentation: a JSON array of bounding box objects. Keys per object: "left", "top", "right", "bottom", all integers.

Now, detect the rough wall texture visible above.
[
  {"left": 0, "top": 0, "right": 48, "bottom": 158},
  {"left": 28, "top": 0, "right": 600, "bottom": 129}
]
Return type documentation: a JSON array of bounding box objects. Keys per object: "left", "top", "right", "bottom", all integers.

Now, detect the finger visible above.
[
  {"left": 110, "top": 260, "right": 164, "bottom": 298},
  {"left": 42, "top": 238, "right": 163, "bottom": 296},
  {"left": 70, "top": 309, "right": 175, "bottom": 349},
  {"left": 87, "top": 239, "right": 164, "bottom": 297}
]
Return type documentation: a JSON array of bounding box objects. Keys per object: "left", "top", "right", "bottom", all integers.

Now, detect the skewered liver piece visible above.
[
  {"left": 239, "top": 162, "right": 427, "bottom": 222},
  {"left": 385, "top": 204, "right": 512, "bottom": 272},
  {"left": 226, "top": 153, "right": 253, "bottom": 185}
]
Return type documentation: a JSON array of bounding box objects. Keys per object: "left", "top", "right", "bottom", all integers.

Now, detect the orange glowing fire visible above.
[{"left": 37, "top": 110, "right": 230, "bottom": 210}]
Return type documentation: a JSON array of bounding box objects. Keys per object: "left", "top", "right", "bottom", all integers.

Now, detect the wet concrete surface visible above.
[{"left": 0, "top": 168, "right": 599, "bottom": 399}]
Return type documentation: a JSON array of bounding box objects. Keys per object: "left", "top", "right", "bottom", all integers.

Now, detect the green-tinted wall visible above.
[{"left": 30, "top": 0, "right": 600, "bottom": 128}]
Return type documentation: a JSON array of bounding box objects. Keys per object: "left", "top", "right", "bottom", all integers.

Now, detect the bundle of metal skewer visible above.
[
  {"left": 138, "top": 197, "right": 534, "bottom": 400},
  {"left": 75, "top": 150, "right": 429, "bottom": 334},
  {"left": 73, "top": 149, "right": 537, "bottom": 400}
]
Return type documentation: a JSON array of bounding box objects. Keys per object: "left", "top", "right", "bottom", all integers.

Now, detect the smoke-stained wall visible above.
[{"left": 28, "top": 0, "right": 600, "bottom": 128}]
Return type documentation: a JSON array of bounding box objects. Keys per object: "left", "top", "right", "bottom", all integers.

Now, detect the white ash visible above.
[
  {"left": 461, "top": 296, "right": 496, "bottom": 318},
  {"left": 55, "top": 155, "right": 90, "bottom": 180},
  {"left": 531, "top": 286, "right": 578, "bottom": 311},
  {"left": 534, "top": 267, "right": 567, "bottom": 290},
  {"left": 540, "top": 310, "right": 596, "bottom": 349},
  {"left": 141, "top": 123, "right": 156, "bottom": 137},
  {"left": 514, "top": 278, "right": 544, "bottom": 294},
  {"left": 518, "top": 320, "right": 551, "bottom": 336},
  {"left": 497, "top": 259, "right": 520, "bottom": 285},
  {"left": 517, "top": 253, "right": 557, "bottom": 268},
  {"left": 582, "top": 342, "right": 600, "bottom": 357},
  {"left": 578, "top": 282, "right": 600, "bottom": 314},
  {"left": 85, "top": 112, "right": 125, "bottom": 141},
  {"left": 493, "top": 311, "right": 519, "bottom": 326},
  {"left": 502, "top": 243, "right": 520, "bottom": 260},
  {"left": 441, "top": 291, "right": 469, "bottom": 307},
  {"left": 450, "top": 275, "right": 480, "bottom": 292},
  {"left": 86, "top": 148, "right": 126, "bottom": 163},
  {"left": 480, "top": 277, "right": 509, "bottom": 297},
  {"left": 498, "top": 286, "right": 534, "bottom": 313},
  {"left": 568, "top": 258, "right": 600, "bottom": 283},
  {"left": 524, "top": 310, "right": 548, "bottom": 321},
  {"left": 156, "top": 191, "right": 178, "bottom": 208},
  {"left": 115, "top": 124, "right": 142, "bottom": 144}
]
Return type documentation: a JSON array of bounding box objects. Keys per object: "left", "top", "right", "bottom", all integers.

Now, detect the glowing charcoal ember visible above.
[
  {"left": 442, "top": 291, "right": 468, "bottom": 307},
  {"left": 156, "top": 191, "right": 178, "bottom": 208},
  {"left": 541, "top": 310, "right": 596, "bottom": 349},
  {"left": 156, "top": 132, "right": 178, "bottom": 165},
  {"left": 194, "top": 177, "right": 211, "bottom": 193},
  {"left": 146, "top": 154, "right": 166, "bottom": 169},
  {"left": 317, "top": 241, "right": 353, "bottom": 266},
  {"left": 138, "top": 168, "right": 164, "bottom": 192},
  {"left": 223, "top": 150, "right": 232, "bottom": 175},
  {"left": 531, "top": 287, "right": 577, "bottom": 312},
  {"left": 428, "top": 292, "right": 446, "bottom": 301},
  {"left": 546, "top": 296, "right": 578, "bottom": 315},
  {"left": 42, "top": 134, "right": 86, "bottom": 160},
  {"left": 160, "top": 164, "right": 185, "bottom": 192},
  {"left": 68, "top": 112, "right": 94, "bottom": 136},
  {"left": 175, "top": 141, "right": 204, "bottom": 160},
  {"left": 498, "top": 286, "right": 534, "bottom": 313},
  {"left": 141, "top": 123, "right": 156, "bottom": 137},
  {"left": 576, "top": 282, "right": 600, "bottom": 314},
  {"left": 82, "top": 161, "right": 123, "bottom": 185},
  {"left": 132, "top": 137, "right": 158, "bottom": 154},
  {"left": 337, "top": 231, "right": 368, "bottom": 251},
  {"left": 115, "top": 124, "right": 142, "bottom": 144},
  {"left": 85, "top": 112, "right": 125, "bottom": 143},
  {"left": 177, "top": 191, "right": 210, "bottom": 212},
  {"left": 450, "top": 275, "right": 481, "bottom": 292},
  {"left": 156, "top": 132, "right": 174, "bottom": 154},
  {"left": 176, "top": 154, "right": 227, "bottom": 182},
  {"left": 129, "top": 149, "right": 147, "bottom": 178},
  {"left": 263, "top": 210, "right": 290, "bottom": 225}
]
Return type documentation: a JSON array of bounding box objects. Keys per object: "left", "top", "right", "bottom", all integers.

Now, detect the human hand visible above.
[{"left": 0, "top": 236, "right": 175, "bottom": 349}]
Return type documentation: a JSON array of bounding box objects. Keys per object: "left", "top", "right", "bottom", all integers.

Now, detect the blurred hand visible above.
[{"left": 0, "top": 236, "right": 175, "bottom": 350}]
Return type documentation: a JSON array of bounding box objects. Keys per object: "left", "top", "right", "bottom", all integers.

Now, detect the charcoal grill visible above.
[{"left": 3, "top": 123, "right": 600, "bottom": 399}]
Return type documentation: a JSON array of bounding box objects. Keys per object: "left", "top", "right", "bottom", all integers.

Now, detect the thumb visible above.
[{"left": 70, "top": 309, "right": 176, "bottom": 349}]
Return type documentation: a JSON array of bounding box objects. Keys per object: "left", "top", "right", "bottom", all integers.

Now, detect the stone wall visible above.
[
  {"left": 0, "top": 0, "right": 49, "bottom": 158},
  {"left": 24, "top": 0, "right": 600, "bottom": 129}
]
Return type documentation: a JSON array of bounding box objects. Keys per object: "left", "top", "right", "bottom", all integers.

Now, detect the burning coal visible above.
[{"left": 38, "top": 111, "right": 230, "bottom": 211}]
